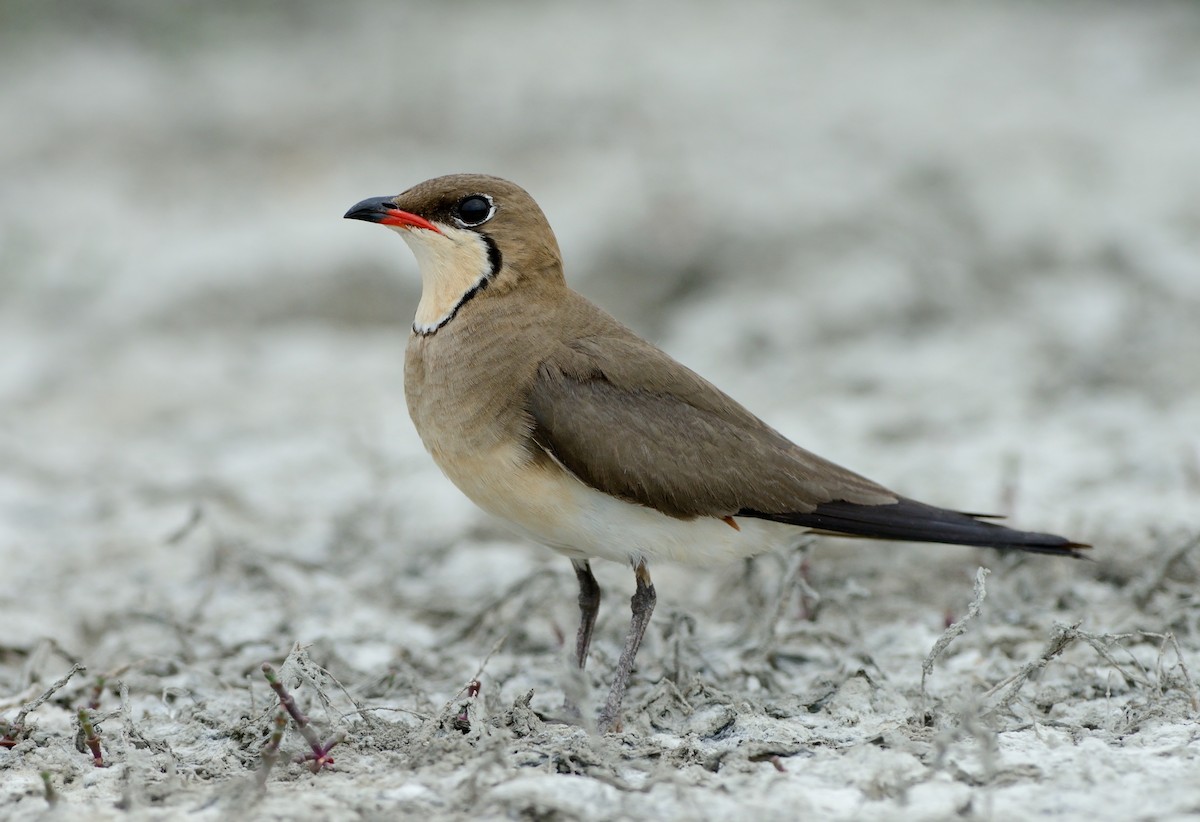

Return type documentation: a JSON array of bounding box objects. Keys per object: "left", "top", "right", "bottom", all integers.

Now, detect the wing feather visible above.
[
  {"left": 528, "top": 337, "right": 895, "bottom": 519},
  {"left": 526, "top": 332, "right": 1087, "bottom": 556}
]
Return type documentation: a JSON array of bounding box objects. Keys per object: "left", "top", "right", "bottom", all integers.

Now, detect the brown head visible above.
[{"left": 345, "top": 174, "right": 564, "bottom": 334}]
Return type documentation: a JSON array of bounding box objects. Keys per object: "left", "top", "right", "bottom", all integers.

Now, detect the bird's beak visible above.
[{"left": 343, "top": 196, "right": 442, "bottom": 234}]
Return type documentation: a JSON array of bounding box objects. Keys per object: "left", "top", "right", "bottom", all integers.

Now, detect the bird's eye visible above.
[{"left": 454, "top": 195, "right": 494, "bottom": 227}]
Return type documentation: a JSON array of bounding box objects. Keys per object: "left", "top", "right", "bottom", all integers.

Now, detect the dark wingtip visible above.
[
  {"left": 1013, "top": 540, "right": 1092, "bottom": 560},
  {"left": 739, "top": 497, "right": 1089, "bottom": 558}
]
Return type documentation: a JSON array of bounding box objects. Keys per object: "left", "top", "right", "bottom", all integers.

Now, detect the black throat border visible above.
[{"left": 412, "top": 234, "right": 503, "bottom": 337}]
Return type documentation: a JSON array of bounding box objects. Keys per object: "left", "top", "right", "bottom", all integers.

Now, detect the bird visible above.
[{"left": 344, "top": 173, "right": 1087, "bottom": 733}]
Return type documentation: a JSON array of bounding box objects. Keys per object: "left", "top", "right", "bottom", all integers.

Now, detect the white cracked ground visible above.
[{"left": 1, "top": 2, "right": 1198, "bottom": 819}]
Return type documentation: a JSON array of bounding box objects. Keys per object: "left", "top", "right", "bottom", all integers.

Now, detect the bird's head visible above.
[{"left": 345, "top": 174, "right": 563, "bottom": 334}]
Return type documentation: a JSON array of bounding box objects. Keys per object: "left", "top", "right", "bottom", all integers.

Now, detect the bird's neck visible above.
[{"left": 404, "top": 227, "right": 497, "bottom": 335}]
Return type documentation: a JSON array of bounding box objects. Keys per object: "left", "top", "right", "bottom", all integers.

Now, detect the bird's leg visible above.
[
  {"left": 561, "top": 559, "right": 602, "bottom": 722},
  {"left": 572, "top": 559, "right": 602, "bottom": 669},
  {"left": 597, "top": 561, "right": 656, "bottom": 734}
]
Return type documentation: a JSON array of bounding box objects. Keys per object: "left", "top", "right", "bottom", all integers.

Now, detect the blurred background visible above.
[
  {"left": 1, "top": 0, "right": 1198, "bottom": 636},
  {"left": 2, "top": 4, "right": 1199, "bottom": 816}
]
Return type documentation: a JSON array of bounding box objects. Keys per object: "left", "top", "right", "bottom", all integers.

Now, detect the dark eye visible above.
[{"left": 454, "top": 195, "right": 494, "bottom": 227}]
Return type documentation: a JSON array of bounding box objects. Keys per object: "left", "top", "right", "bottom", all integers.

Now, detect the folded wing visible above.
[{"left": 528, "top": 336, "right": 1086, "bottom": 558}]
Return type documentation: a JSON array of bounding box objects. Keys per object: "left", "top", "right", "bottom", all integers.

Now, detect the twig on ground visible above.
[
  {"left": 448, "top": 568, "right": 556, "bottom": 644},
  {"left": 1077, "top": 631, "right": 1154, "bottom": 690},
  {"left": 663, "top": 612, "right": 700, "bottom": 687},
  {"left": 983, "top": 622, "right": 1082, "bottom": 713},
  {"left": 452, "top": 680, "right": 482, "bottom": 733},
  {"left": 795, "top": 548, "right": 821, "bottom": 622},
  {"left": 929, "top": 695, "right": 999, "bottom": 800},
  {"left": 341, "top": 705, "right": 430, "bottom": 722},
  {"left": 118, "top": 681, "right": 174, "bottom": 760},
  {"left": 164, "top": 504, "right": 204, "bottom": 546},
  {"left": 256, "top": 711, "right": 288, "bottom": 788},
  {"left": 752, "top": 538, "right": 817, "bottom": 658},
  {"left": 446, "top": 636, "right": 506, "bottom": 733},
  {"left": 261, "top": 663, "right": 343, "bottom": 773},
  {"left": 77, "top": 707, "right": 105, "bottom": 767},
  {"left": 985, "top": 623, "right": 1200, "bottom": 719},
  {"left": 1146, "top": 631, "right": 1200, "bottom": 713},
  {"left": 292, "top": 647, "right": 380, "bottom": 731},
  {"left": 1, "top": 663, "right": 86, "bottom": 749},
  {"left": 1131, "top": 532, "right": 1200, "bottom": 609},
  {"left": 921, "top": 568, "right": 989, "bottom": 703},
  {"left": 471, "top": 636, "right": 506, "bottom": 687}
]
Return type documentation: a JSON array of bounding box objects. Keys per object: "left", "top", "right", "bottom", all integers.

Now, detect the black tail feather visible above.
[{"left": 739, "top": 497, "right": 1089, "bottom": 558}]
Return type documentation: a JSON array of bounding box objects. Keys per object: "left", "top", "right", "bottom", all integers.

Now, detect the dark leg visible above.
[
  {"left": 572, "top": 559, "right": 602, "bottom": 669},
  {"left": 597, "top": 561, "right": 656, "bottom": 734}
]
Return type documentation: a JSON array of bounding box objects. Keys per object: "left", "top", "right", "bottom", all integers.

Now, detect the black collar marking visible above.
[{"left": 413, "top": 234, "right": 503, "bottom": 337}]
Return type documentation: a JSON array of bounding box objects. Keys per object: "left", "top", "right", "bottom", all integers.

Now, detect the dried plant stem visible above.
[
  {"left": 452, "top": 679, "right": 482, "bottom": 733},
  {"left": 753, "top": 538, "right": 817, "bottom": 656},
  {"left": 921, "top": 568, "right": 990, "bottom": 699},
  {"left": 1, "top": 663, "right": 86, "bottom": 749},
  {"left": 984, "top": 622, "right": 1082, "bottom": 712},
  {"left": 261, "top": 663, "right": 342, "bottom": 773},
  {"left": 1131, "top": 532, "right": 1200, "bottom": 609},
  {"left": 256, "top": 711, "right": 288, "bottom": 788},
  {"left": 1150, "top": 631, "right": 1200, "bottom": 712}
]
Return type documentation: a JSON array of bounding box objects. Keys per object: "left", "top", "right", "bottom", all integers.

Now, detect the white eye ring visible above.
[{"left": 453, "top": 194, "right": 496, "bottom": 228}]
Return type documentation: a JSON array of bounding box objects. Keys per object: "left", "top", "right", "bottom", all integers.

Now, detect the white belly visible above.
[
  {"left": 543, "top": 481, "right": 801, "bottom": 567},
  {"left": 429, "top": 442, "right": 800, "bottom": 568}
]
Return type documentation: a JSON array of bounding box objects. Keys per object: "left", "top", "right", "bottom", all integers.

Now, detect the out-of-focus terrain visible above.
[{"left": 1, "top": 2, "right": 1198, "bottom": 819}]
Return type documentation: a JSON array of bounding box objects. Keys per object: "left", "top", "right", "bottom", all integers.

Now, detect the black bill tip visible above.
[{"left": 344, "top": 195, "right": 397, "bottom": 222}]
